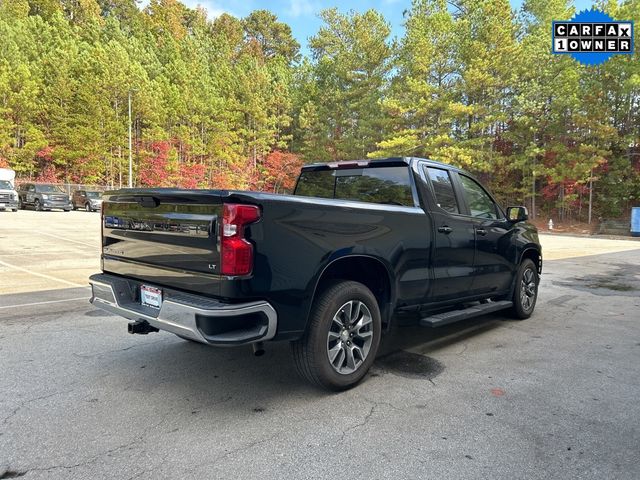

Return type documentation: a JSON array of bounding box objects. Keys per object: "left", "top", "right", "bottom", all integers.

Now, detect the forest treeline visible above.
[{"left": 0, "top": 0, "right": 639, "bottom": 219}]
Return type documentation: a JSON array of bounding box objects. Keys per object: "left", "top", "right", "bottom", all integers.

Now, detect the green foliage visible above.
[
  {"left": 298, "top": 8, "right": 393, "bottom": 161},
  {"left": 0, "top": 1, "right": 300, "bottom": 189},
  {"left": 372, "top": 0, "right": 640, "bottom": 219},
  {"left": 0, "top": 0, "right": 637, "bottom": 219}
]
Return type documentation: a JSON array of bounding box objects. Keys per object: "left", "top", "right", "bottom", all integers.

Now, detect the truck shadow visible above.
[
  {"left": 379, "top": 314, "right": 504, "bottom": 357},
  {"left": 97, "top": 312, "right": 507, "bottom": 413}
]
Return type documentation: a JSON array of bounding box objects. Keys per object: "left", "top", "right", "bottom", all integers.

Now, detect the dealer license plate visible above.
[{"left": 141, "top": 285, "right": 162, "bottom": 309}]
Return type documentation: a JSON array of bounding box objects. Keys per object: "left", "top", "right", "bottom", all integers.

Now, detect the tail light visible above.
[{"left": 220, "top": 203, "right": 260, "bottom": 276}]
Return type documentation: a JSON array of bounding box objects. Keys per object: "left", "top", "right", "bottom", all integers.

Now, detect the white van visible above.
[{"left": 0, "top": 168, "right": 19, "bottom": 211}]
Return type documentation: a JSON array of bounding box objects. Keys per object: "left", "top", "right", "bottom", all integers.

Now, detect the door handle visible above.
[
  {"left": 476, "top": 228, "right": 487, "bottom": 236},
  {"left": 438, "top": 226, "right": 453, "bottom": 234}
]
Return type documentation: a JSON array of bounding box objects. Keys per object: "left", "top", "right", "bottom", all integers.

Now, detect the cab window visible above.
[{"left": 459, "top": 174, "right": 498, "bottom": 219}]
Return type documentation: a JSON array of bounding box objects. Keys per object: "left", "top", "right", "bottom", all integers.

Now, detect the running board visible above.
[{"left": 419, "top": 301, "right": 513, "bottom": 328}]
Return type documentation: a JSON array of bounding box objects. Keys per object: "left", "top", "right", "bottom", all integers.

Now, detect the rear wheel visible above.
[
  {"left": 291, "top": 280, "right": 381, "bottom": 391},
  {"left": 509, "top": 258, "right": 539, "bottom": 319}
]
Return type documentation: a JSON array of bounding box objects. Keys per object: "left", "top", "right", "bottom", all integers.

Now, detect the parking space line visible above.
[
  {"left": 37, "top": 231, "right": 98, "bottom": 248},
  {"left": 0, "top": 259, "right": 83, "bottom": 287},
  {"left": 0, "top": 296, "right": 89, "bottom": 309}
]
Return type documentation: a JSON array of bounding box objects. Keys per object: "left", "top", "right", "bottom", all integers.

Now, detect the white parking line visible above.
[
  {"left": 0, "top": 259, "right": 83, "bottom": 287},
  {"left": 37, "top": 231, "right": 98, "bottom": 248},
  {"left": 0, "top": 296, "right": 89, "bottom": 310}
]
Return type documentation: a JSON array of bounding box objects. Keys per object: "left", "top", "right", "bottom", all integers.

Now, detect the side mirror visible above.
[{"left": 506, "top": 206, "right": 528, "bottom": 222}]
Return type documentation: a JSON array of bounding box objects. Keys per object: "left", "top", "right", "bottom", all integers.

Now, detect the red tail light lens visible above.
[{"left": 220, "top": 203, "right": 260, "bottom": 276}]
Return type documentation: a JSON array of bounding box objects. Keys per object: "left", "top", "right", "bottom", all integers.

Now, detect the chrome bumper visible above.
[{"left": 89, "top": 273, "right": 277, "bottom": 346}]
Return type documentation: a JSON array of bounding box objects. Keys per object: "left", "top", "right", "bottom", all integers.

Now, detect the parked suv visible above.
[
  {"left": 73, "top": 190, "right": 102, "bottom": 212},
  {"left": 0, "top": 168, "right": 19, "bottom": 212},
  {"left": 18, "top": 183, "right": 72, "bottom": 211}
]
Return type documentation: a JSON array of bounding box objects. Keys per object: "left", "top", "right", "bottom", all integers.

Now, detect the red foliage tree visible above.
[
  {"left": 178, "top": 162, "right": 206, "bottom": 189},
  {"left": 139, "top": 141, "right": 171, "bottom": 187},
  {"left": 262, "top": 150, "right": 303, "bottom": 193},
  {"left": 69, "top": 158, "right": 88, "bottom": 184},
  {"left": 35, "top": 147, "right": 58, "bottom": 182}
]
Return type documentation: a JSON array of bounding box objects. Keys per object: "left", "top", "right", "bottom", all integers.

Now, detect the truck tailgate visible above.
[{"left": 101, "top": 189, "right": 224, "bottom": 294}]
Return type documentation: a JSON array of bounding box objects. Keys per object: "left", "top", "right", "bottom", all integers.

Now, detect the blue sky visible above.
[{"left": 180, "top": 0, "right": 595, "bottom": 53}]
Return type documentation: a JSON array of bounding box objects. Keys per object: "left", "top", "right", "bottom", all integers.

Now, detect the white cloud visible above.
[
  {"left": 136, "top": 0, "right": 237, "bottom": 18},
  {"left": 206, "top": 6, "right": 228, "bottom": 18},
  {"left": 182, "top": 0, "right": 236, "bottom": 18},
  {"left": 288, "top": 0, "right": 318, "bottom": 18}
]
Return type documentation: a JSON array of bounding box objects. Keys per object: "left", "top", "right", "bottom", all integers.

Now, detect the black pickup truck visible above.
[{"left": 89, "top": 157, "right": 541, "bottom": 390}]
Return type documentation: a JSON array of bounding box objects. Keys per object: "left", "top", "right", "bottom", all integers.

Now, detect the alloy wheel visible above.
[
  {"left": 520, "top": 267, "right": 537, "bottom": 312},
  {"left": 326, "top": 300, "right": 374, "bottom": 375}
]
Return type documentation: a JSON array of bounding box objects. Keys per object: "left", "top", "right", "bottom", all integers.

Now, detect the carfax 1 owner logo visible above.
[{"left": 552, "top": 9, "right": 634, "bottom": 65}]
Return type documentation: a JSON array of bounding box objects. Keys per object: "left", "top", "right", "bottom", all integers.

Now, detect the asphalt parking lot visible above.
[{"left": 1, "top": 210, "right": 640, "bottom": 479}]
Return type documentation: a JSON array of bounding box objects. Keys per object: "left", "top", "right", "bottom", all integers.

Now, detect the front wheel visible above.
[
  {"left": 291, "top": 280, "right": 381, "bottom": 391},
  {"left": 34, "top": 199, "right": 42, "bottom": 211},
  {"left": 85, "top": 203, "right": 92, "bottom": 212},
  {"left": 508, "top": 258, "right": 539, "bottom": 319}
]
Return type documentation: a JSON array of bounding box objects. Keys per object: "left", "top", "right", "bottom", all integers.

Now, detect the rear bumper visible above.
[{"left": 89, "top": 273, "right": 277, "bottom": 346}]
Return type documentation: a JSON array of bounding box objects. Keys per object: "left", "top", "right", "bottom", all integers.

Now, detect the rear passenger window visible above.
[
  {"left": 334, "top": 167, "right": 414, "bottom": 206},
  {"left": 294, "top": 170, "right": 334, "bottom": 199},
  {"left": 295, "top": 166, "right": 414, "bottom": 207},
  {"left": 425, "top": 167, "right": 459, "bottom": 214}
]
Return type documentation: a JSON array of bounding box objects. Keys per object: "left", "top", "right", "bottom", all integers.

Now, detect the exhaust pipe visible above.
[
  {"left": 128, "top": 322, "right": 159, "bottom": 335},
  {"left": 252, "top": 342, "right": 265, "bottom": 357}
]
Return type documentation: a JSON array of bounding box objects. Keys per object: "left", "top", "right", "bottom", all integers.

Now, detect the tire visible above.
[
  {"left": 85, "top": 203, "right": 92, "bottom": 212},
  {"left": 291, "top": 280, "right": 381, "bottom": 391},
  {"left": 12, "top": 208, "right": 17, "bottom": 212},
  {"left": 18, "top": 199, "right": 24, "bottom": 210},
  {"left": 508, "top": 258, "right": 539, "bottom": 319},
  {"left": 34, "top": 199, "right": 42, "bottom": 211}
]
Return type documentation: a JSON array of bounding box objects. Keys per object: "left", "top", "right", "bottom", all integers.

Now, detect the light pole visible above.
[
  {"left": 128, "top": 90, "right": 134, "bottom": 188},
  {"left": 588, "top": 168, "right": 594, "bottom": 225}
]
